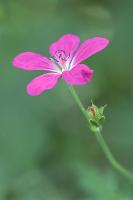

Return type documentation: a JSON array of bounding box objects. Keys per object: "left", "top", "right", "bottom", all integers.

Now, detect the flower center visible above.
[{"left": 54, "top": 50, "right": 70, "bottom": 68}]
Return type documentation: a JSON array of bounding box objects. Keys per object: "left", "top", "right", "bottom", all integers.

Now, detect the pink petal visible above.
[
  {"left": 71, "top": 37, "right": 109, "bottom": 67},
  {"left": 62, "top": 64, "right": 93, "bottom": 85},
  {"left": 13, "top": 52, "right": 58, "bottom": 72},
  {"left": 49, "top": 34, "right": 80, "bottom": 59},
  {"left": 27, "top": 73, "right": 61, "bottom": 96}
]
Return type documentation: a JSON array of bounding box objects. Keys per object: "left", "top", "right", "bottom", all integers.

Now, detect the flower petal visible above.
[
  {"left": 27, "top": 73, "right": 61, "bottom": 96},
  {"left": 62, "top": 64, "right": 93, "bottom": 85},
  {"left": 13, "top": 52, "right": 58, "bottom": 72},
  {"left": 49, "top": 34, "right": 80, "bottom": 59},
  {"left": 71, "top": 37, "right": 109, "bottom": 67}
]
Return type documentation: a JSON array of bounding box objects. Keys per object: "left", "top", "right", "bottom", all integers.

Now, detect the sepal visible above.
[{"left": 87, "top": 102, "right": 106, "bottom": 133}]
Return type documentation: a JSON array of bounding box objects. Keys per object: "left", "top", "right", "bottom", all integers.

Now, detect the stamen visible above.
[
  {"left": 55, "top": 50, "right": 70, "bottom": 62},
  {"left": 53, "top": 50, "right": 70, "bottom": 71}
]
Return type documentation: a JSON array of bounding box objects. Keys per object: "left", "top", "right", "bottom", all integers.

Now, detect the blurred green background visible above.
[{"left": 0, "top": 0, "right": 133, "bottom": 199}]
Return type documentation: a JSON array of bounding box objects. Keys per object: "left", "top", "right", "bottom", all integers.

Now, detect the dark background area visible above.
[{"left": 0, "top": 0, "right": 133, "bottom": 199}]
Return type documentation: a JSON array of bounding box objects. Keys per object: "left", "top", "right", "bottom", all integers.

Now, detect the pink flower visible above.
[{"left": 12, "top": 34, "right": 109, "bottom": 96}]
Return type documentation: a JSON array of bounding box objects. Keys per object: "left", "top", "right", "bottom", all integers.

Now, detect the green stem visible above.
[
  {"left": 68, "top": 85, "right": 89, "bottom": 122},
  {"left": 95, "top": 130, "right": 133, "bottom": 180},
  {"left": 68, "top": 85, "right": 133, "bottom": 180}
]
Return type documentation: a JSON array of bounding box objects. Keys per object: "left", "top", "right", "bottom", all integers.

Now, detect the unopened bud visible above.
[{"left": 87, "top": 102, "right": 107, "bottom": 133}]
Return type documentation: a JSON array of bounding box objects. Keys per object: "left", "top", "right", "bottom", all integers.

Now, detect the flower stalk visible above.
[{"left": 68, "top": 85, "right": 133, "bottom": 181}]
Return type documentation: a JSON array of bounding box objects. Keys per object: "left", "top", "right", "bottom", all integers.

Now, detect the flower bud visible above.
[{"left": 87, "top": 102, "right": 106, "bottom": 133}]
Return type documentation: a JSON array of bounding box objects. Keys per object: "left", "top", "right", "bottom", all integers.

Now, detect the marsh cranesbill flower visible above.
[{"left": 12, "top": 34, "right": 109, "bottom": 96}]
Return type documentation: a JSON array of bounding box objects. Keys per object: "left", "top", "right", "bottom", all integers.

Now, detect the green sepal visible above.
[{"left": 86, "top": 102, "right": 106, "bottom": 133}]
